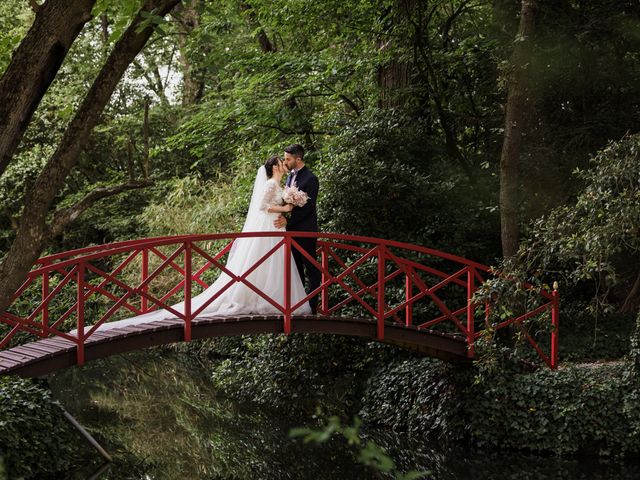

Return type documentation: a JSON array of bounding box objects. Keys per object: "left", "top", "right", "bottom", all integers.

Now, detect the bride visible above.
[{"left": 91, "top": 156, "right": 311, "bottom": 332}]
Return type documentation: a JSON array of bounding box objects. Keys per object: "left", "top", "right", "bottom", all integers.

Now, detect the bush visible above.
[
  {"left": 209, "top": 333, "right": 401, "bottom": 415},
  {"left": 359, "top": 358, "right": 463, "bottom": 439},
  {"left": 317, "top": 111, "right": 437, "bottom": 244},
  {"left": 360, "top": 358, "right": 640, "bottom": 457},
  {"left": 466, "top": 362, "right": 640, "bottom": 456},
  {"left": 0, "top": 377, "right": 87, "bottom": 479},
  {"left": 316, "top": 109, "right": 500, "bottom": 263},
  {"left": 510, "top": 133, "right": 640, "bottom": 312}
]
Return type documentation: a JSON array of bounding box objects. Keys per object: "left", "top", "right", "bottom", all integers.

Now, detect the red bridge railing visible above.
[{"left": 0, "top": 233, "right": 559, "bottom": 369}]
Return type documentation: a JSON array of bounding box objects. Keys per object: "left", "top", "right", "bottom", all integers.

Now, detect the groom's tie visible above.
[{"left": 288, "top": 170, "right": 297, "bottom": 187}]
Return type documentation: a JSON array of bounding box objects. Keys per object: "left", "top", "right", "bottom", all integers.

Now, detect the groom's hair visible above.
[
  {"left": 264, "top": 155, "right": 281, "bottom": 178},
  {"left": 284, "top": 144, "right": 305, "bottom": 160}
]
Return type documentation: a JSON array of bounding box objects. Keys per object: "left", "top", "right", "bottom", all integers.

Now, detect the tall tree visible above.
[
  {"left": 499, "top": 0, "right": 538, "bottom": 258},
  {"left": 0, "top": 0, "right": 97, "bottom": 178},
  {"left": 0, "top": 0, "right": 181, "bottom": 316},
  {"left": 377, "top": 0, "right": 415, "bottom": 110},
  {"left": 175, "top": 0, "right": 204, "bottom": 105}
]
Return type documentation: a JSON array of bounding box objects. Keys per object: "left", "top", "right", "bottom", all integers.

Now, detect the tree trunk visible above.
[
  {"left": 0, "top": 0, "right": 181, "bottom": 316},
  {"left": 499, "top": 0, "right": 538, "bottom": 258},
  {"left": 238, "top": 1, "right": 276, "bottom": 53},
  {"left": 622, "top": 268, "right": 640, "bottom": 313},
  {"left": 377, "top": 0, "right": 415, "bottom": 109},
  {"left": 175, "top": 0, "right": 204, "bottom": 105},
  {"left": 143, "top": 97, "right": 150, "bottom": 179},
  {"left": 0, "top": 0, "right": 97, "bottom": 178},
  {"left": 378, "top": 59, "right": 412, "bottom": 109},
  {"left": 100, "top": 14, "right": 110, "bottom": 45}
]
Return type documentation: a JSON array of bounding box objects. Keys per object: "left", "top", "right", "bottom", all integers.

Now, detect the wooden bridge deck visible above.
[{"left": 0, "top": 315, "right": 470, "bottom": 377}]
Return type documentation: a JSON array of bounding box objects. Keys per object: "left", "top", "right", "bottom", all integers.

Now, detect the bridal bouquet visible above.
[{"left": 283, "top": 184, "right": 309, "bottom": 207}]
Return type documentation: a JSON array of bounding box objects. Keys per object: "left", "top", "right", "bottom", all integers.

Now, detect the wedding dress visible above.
[{"left": 86, "top": 166, "right": 311, "bottom": 333}]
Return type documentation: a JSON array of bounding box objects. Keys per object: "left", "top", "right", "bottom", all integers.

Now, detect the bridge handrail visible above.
[
  {"left": 31, "top": 232, "right": 554, "bottom": 302},
  {"left": 35, "top": 232, "right": 490, "bottom": 270},
  {"left": 3, "top": 232, "right": 559, "bottom": 370}
]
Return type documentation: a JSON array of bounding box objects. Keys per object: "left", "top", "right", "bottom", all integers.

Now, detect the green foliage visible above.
[
  {"left": 316, "top": 108, "right": 501, "bottom": 262},
  {"left": 359, "top": 358, "right": 463, "bottom": 438},
  {"left": 0, "top": 145, "right": 51, "bottom": 252},
  {"left": 554, "top": 302, "right": 634, "bottom": 362},
  {"left": 139, "top": 172, "right": 248, "bottom": 236},
  {"left": 93, "top": 0, "right": 146, "bottom": 43},
  {"left": 290, "top": 415, "right": 430, "bottom": 479},
  {"left": 209, "top": 334, "right": 399, "bottom": 415},
  {"left": 469, "top": 133, "right": 640, "bottom": 368},
  {"left": 0, "top": 377, "right": 87, "bottom": 479},
  {"left": 518, "top": 134, "right": 640, "bottom": 298},
  {"left": 360, "top": 357, "right": 640, "bottom": 457},
  {"left": 0, "top": 0, "right": 32, "bottom": 75},
  {"left": 466, "top": 363, "right": 640, "bottom": 456},
  {"left": 317, "top": 110, "right": 437, "bottom": 242}
]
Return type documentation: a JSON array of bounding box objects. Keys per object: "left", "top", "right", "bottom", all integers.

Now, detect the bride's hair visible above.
[{"left": 264, "top": 155, "right": 281, "bottom": 178}]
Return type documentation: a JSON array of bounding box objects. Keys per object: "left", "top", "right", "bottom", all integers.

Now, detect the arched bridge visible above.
[{"left": 0, "top": 233, "right": 559, "bottom": 377}]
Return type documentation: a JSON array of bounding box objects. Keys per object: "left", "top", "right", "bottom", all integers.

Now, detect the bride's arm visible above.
[
  {"left": 268, "top": 203, "right": 293, "bottom": 213},
  {"left": 260, "top": 180, "right": 294, "bottom": 213}
]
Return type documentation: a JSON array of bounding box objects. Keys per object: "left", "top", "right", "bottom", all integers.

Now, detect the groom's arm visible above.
[{"left": 288, "top": 175, "right": 319, "bottom": 230}]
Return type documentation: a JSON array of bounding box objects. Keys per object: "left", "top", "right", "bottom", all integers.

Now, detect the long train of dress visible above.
[{"left": 76, "top": 175, "right": 311, "bottom": 333}]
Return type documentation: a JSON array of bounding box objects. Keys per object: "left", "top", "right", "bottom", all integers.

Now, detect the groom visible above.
[{"left": 274, "top": 144, "right": 321, "bottom": 314}]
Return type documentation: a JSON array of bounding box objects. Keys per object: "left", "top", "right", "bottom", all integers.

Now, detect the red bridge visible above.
[{"left": 0, "top": 233, "right": 559, "bottom": 377}]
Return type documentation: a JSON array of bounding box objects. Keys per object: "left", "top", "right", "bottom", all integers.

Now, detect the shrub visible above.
[
  {"left": 0, "top": 377, "right": 86, "bottom": 479},
  {"left": 360, "top": 358, "right": 640, "bottom": 457}
]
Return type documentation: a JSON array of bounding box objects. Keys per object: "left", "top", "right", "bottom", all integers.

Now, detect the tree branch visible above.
[
  {"left": 318, "top": 82, "right": 361, "bottom": 115},
  {"left": 255, "top": 124, "right": 333, "bottom": 136},
  {"left": 0, "top": 0, "right": 97, "bottom": 178},
  {"left": 48, "top": 180, "right": 153, "bottom": 237},
  {"left": 28, "top": 0, "right": 42, "bottom": 13},
  {"left": 0, "top": 0, "right": 180, "bottom": 318}
]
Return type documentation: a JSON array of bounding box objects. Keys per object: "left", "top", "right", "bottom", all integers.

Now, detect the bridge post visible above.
[
  {"left": 405, "top": 273, "right": 413, "bottom": 327},
  {"left": 41, "top": 262, "right": 49, "bottom": 331},
  {"left": 321, "top": 246, "right": 328, "bottom": 315},
  {"left": 284, "top": 235, "right": 292, "bottom": 334},
  {"left": 377, "top": 246, "right": 386, "bottom": 340},
  {"left": 184, "top": 242, "right": 192, "bottom": 342},
  {"left": 141, "top": 248, "right": 149, "bottom": 313},
  {"left": 551, "top": 282, "right": 559, "bottom": 370},
  {"left": 467, "top": 267, "right": 476, "bottom": 359},
  {"left": 76, "top": 262, "right": 85, "bottom": 366}
]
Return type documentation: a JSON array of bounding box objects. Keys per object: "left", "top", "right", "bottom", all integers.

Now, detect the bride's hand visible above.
[{"left": 284, "top": 203, "right": 294, "bottom": 212}]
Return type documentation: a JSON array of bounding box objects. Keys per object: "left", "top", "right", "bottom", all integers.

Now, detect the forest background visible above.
[{"left": 3, "top": 0, "right": 640, "bottom": 477}]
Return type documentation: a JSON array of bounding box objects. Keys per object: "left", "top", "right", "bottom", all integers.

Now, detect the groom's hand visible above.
[{"left": 274, "top": 215, "right": 287, "bottom": 229}]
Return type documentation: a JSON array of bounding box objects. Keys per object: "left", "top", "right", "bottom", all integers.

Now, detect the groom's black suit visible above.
[{"left": 286, "top": 166, "right": 321, "bottom": 313}]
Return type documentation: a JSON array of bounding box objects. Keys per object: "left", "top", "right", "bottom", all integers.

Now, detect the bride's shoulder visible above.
[{"left": 265, "top": 178, "right": 281, "bottom": 189}]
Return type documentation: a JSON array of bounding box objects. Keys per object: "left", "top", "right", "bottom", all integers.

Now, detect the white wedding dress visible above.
[{"left": 85, "top": 166, "right": 311, "bottom": 333}]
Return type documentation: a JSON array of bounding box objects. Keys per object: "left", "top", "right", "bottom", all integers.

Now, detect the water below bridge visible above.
[{"left": 48, "top": 348, "right": 640, "bottom": 480}]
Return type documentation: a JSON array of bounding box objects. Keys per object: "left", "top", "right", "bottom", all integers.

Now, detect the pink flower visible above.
[{"left": 283, "top": 184, "right": 309, "bottom": 207}]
